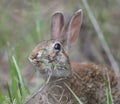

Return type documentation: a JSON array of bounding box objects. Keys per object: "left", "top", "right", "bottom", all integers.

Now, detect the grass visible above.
[
  {"left": 105, "top": 74, "right": 113, "bottom": 104},
  {"left": 0, "top": 55, "right": 28, "bottom": 104},
  {"left": 7, "top": 56, "right": 29, "bottom": 104},
  {"left": 0, "top": 55, "right": 44, "bottom": 104},
  {"left": 64, "top": 83, "right": 83, "bottom": 104},
  {"left": 0, "top": 0, "right": 120, "bottom": 103}
]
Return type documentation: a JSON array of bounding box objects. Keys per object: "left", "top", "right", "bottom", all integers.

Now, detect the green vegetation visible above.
[
  {"left": 7, "top": 56, "right": 28, "bottom": 104},
  {"left": 0, "top": 0, "right": 120, "bottom": 103},
  {"left": 0, "top": 56, "right": 27, "bottom": 104},
  {"left": 104, "top": 75, "right": 113, "bottom": 104}
]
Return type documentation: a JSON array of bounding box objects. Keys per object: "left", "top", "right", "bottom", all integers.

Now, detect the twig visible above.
[{"left": 81, "top": 0, "right": 119, "bottom": 75}]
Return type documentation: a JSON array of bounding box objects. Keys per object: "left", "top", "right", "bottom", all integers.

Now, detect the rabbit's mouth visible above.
[
  {"left": 29, "top": 57, "right": 49, "bottom": 67},
  {"left": 29, "top": 56, "right": 71, "bottom": 77},
  {"left": 29, "top": 56, "right": 52, "bottom": 69}
]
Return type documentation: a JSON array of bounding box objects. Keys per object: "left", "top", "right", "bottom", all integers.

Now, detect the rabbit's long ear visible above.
[
  {"left": 51, "top": 12, "right": 64, "bottom": 40},
  {"left": 67, "top": 9, "right": 83, "bottom": 43}
]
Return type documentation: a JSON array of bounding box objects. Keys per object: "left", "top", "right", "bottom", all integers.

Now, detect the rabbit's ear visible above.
[
  {"left": 67, "top": 9, "right": 83, "bottom": 43},
  {"left": 51, "top": 12, "right": 64, "bottom": 40}
]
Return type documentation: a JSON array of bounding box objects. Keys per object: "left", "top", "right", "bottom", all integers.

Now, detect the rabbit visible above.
[{"left": 28, "top": 9, "right": 120, "bottom": 104}]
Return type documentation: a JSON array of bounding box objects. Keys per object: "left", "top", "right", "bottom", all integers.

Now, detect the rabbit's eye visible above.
[{"left": 54, "top": 43, "right": 61, "bottom": 51}]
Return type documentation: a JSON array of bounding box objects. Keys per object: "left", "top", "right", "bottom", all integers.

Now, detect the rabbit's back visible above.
[{"left": 70, "top": 62, "right": 120, "bottom": 104}]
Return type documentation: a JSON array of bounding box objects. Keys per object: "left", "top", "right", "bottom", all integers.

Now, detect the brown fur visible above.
[{"left": 26, "top": 62, "right": 120, "bottom": 104}]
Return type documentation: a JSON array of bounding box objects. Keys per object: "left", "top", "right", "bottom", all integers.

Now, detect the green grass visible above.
[
  {"left": 0, "top": 55, "right": 29, "bottom": 104},
  {"left": 7, "top": 56, "right": 29, "bottom": 104},
  {"left": 104, "top": 75, "right": 113, "bottom": 104}
]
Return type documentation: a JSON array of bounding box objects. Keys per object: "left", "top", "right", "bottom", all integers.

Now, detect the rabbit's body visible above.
[
  {"left": 70, "top": 62, "right": 119, "bottom": 104},
  {"left": 28, "top": 10, "right": 120, "bottom": 104},
  {"left": 28, "top": 62, "right": 120, "bottom": 104}
]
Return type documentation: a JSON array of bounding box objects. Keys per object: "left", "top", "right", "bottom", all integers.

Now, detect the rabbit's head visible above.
[{"left": 29, "top": 9, "right": 83, "bottom": 78}]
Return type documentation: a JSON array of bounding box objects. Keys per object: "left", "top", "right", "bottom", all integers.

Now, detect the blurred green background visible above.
[{"left": 0, "top": 0, "right": 120, "bottom": 103}]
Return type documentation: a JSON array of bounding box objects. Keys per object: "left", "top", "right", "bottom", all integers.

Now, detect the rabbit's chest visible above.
[{"left": 38, "top": 80, "right": 74, "bottom": 104}]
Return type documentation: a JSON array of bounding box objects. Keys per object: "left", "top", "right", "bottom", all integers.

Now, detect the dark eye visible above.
[{"left": 54, "top": 43, "right": 61, "bottom": 51}]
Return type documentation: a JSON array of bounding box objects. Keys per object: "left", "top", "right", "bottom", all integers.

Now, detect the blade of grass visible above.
[
  {"left": 7, "top": 83, "right": 13, "bottom": 103},
  {"left": 64, "top": 83, "right": 83, "bottom": 104},
  {"left": 81, "top": 0, "right": 119, "bottom": 74},
  {"left": 36, "top": 16, "right": 41, "bottom": 35},
  {"left": 9, "top": 56, "right": 20, "bottom": 104},
  {"left": 105, "top": 73, "right": 113, "bottom": 104},
  {"left": 12, "top": 56, "right": 24, "bottom": 89},
  {"left": 12, "top": 56, "right": 27, "bottom": 102},
  {"left": 7, "top": 55, "right": 28, "bottom": 104}
]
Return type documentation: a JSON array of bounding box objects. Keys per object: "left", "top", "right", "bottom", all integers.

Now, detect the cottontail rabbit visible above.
[{"left": 28, "top": 9, "right": 120, "bottom": 104}]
